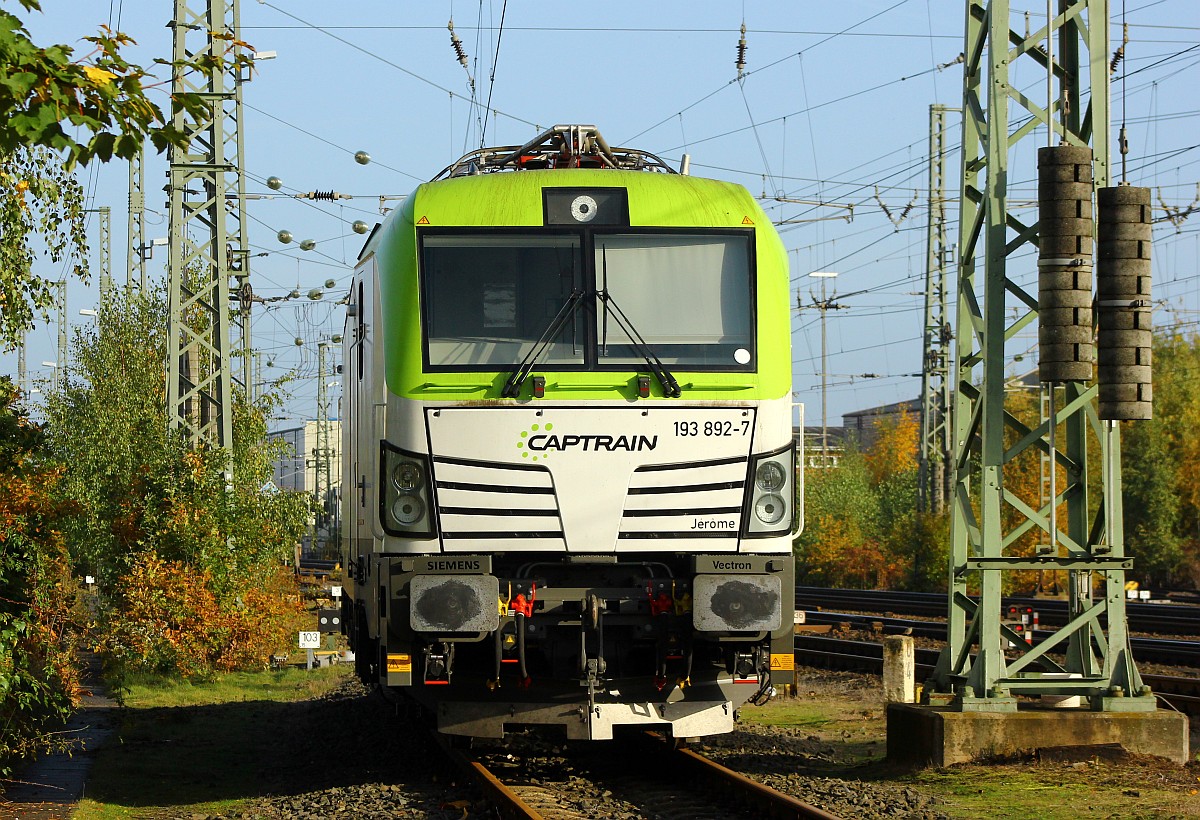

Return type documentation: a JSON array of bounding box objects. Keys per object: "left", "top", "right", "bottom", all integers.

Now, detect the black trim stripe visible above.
[
  {"left": 635, "top": 454, "right": 748, "bottom": 472},
  {"left": 441, "top": 507, "right": 559, "bottom": 517},
  {"left": 437, "top": 481, "right": 555, "bottom": 495},
  {"left": 617, "top": 531, "right": 739, "bottom": 539},
  {"left": 628, "top": 481, "right": 744, "bottom": 495},
  {"left": 622, "top": 506, "right": 741, "bottom": 518},
  {"left": 442, "top": 531, "right": 564, "bottom": 540},
  {"left": 433, "top": 454, "right": 551, "bottom": 473}
]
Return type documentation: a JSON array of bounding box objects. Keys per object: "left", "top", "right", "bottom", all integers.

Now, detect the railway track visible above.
[
  {"left": 797, "top": 608, "right": 1200, "bottom": 667},
  {"left": 793, "top": 634, "right": 1200, "bottom": 716},
  {"left": 796, "top": 586, "right": 1200, "bottom": 636},
  {"left": 435, "top": 729, "right": 843, "bottom": 819}
]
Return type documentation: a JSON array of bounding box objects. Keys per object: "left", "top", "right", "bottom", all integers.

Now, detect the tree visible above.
[
  {"left": 0, "top": 0, "right": 234, "bottom": 165},
  {"left": 44, "top": 287, "right": 310, "bottom": 681},
  {"left": 1123, "top": 332, "right": 1200, "bottom": 587},
  {"left": 794, "top": 409, "right": 952, "bottom": 592},
  {"left": 0, "top": 0, "right": 252, "bottom": 347},
  {"left": 0, "top": 376, "right": 80, "bottom": 775}
]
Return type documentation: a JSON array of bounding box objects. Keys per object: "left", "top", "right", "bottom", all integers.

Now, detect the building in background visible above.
[{"left": 268, "top": 420, "right": 342, "bottom": 558}]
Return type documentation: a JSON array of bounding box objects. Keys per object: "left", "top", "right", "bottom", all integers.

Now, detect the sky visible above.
[{"left": 4, "top": 0, "right": 1198, "bottom": 431}]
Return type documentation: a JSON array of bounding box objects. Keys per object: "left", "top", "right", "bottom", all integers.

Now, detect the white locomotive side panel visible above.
[{"left": 426, "top": 406, "right": 758, "bottom": 553}]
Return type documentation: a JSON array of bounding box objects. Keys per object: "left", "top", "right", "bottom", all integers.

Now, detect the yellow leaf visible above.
[{"left": 82, "top": 65, "right": 117, "bottom": 85}]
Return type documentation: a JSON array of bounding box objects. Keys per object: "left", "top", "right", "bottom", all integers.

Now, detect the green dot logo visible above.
[{"left": 517, "top": 421, "right": 552, "bottom": 462}]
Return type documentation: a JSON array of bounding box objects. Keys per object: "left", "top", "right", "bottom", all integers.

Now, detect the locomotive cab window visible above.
[
  {"left": 423, "top": 234, "right": 584, "bottom": 368},
  {"left": 596, "top": 233, "right": 753, "bottom": 368}
]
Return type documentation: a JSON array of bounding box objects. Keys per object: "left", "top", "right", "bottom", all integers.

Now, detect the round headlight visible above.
[
  {"left": 755, "top": 461, "right": 786, "bottom": 491},
  {"left": 391, "top": 495, "right": 425, "bottom": 525},
  {"left": 753, "top": 493, "right": 786, "bottom": 525},
  {"left": 392, "top": 462, "right": 423, "bottom": 491}
]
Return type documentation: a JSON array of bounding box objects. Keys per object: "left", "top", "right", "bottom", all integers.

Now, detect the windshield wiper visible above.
[
  {"left": 501, "top": 289, "right": 584, "bottom": 398},
  {"left": 597, "top": 289, "right": 682, "bottom": 398}
]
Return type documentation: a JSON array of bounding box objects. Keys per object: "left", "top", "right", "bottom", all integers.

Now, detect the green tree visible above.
[
  {"left": 0, "top": 0, "right": 252, "bottom": 347},
  {"left": 1123, "top": 332, "right": 1200, "bottom": 587},
  {"left": 43, "top": 288, "right": 310, "bottom": 680}
]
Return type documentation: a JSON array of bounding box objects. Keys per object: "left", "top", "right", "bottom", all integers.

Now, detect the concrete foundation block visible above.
[{"left": 887, "top": 703, "right": 1190, "bottom": 766}]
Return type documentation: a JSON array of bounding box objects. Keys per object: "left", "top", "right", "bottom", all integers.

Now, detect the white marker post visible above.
[{"left": 298, "top": 631, "right": 320, "bottom": 670}]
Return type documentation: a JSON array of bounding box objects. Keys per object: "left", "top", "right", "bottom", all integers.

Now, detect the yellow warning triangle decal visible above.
[
  {"left": 741, "top": 216, "right": 754, "bottom": 225},
  {"left": 417, "top": 216, "right": 430, "bottom": 225}
]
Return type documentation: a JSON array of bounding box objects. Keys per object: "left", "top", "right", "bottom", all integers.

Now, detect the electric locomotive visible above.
[{"left": 341, "top": 125, "right": 801, "bottom": 740}]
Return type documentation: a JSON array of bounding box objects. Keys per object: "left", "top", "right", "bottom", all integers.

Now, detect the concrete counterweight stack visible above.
[
  {"left": 1097, "top": 185, "right": 1153, "bottom": 420},
  {"left": 1037, "top": 145, "right": 1095, "bottom": 384}
]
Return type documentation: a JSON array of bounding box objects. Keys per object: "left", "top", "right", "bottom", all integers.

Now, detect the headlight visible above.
[
  {"left": 753, "top": 493, "right": 786, "bottom": 525},
  {"left": 392, "top": 462, "right": 423, "bottom": 491},
  {"left": 391, "top": 495, "right": 425, "bottom": 524},
  {"left": 755, "top": 461, "right": 786, "bottom": 491}
]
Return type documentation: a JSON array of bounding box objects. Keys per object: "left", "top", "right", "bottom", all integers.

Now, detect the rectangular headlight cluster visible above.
[
  {"left": 380, "top": 442, "right": 436, "bottom": 537},
  {"left": 743, "top": 444, "right": 795, "bottom": 537}
]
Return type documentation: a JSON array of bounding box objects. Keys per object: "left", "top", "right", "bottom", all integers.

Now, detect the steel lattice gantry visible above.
[
  {"left": 97, "top": 206, "right": 111, "bottom": 300},
  {"left": 928, "top": 0, "right": 1152, "bottom": 711},
  {"left": 128, "top": 146, "right": 146, "bottom": 290},
  {"left": 919, "top": 104, "right": 956, "bottom": 516},
  {"left": 166, "top": 0, "right": 250, "bottom": 450}
]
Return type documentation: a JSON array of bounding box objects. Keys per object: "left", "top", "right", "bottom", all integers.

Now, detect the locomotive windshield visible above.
[
  {"left": 423, "top": 234, "right": 584, "bottom": 368},
  {"left": 421, "top": 229, "right": 754, "bottom": 371},
  {"left": 596, "top": 233, "right": 753, "bottom": 367}
]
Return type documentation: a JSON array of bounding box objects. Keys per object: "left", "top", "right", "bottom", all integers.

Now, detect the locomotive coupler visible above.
[{"left": 579, "top": 593, "right": 607, "bottom": 687}]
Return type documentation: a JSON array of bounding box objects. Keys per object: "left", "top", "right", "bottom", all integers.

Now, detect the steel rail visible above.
[
  {"left": 433, "top": 734, "right": 544, "bottom": 820},
  {"left": 658, "top": 735, "right": 844, "bottom": 820}
]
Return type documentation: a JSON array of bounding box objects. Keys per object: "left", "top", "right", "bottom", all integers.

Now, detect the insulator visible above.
[
  {"left": 276, "top": 229, "right": 293, "bottom": 244},
  {"left": 352, "top": 219, "right": 369, "bottom": 235},
  {"left": 1097, "top": 185, "right": 1153, "bottom": 420},
  {"left": 449, "top": 20, "right": 468, "bottom": 68},
  {"left": 354, "top": 150, "right": 371, "bottom": 165},
  {"left": 1037, "top": 145, "right": 1095, "bottom": 383},
  {"left": 266, "top": 176, "right": 283, "bottom": 190},
  {"left": 736, "top": 23, "right": 747, "bottom": 76}
]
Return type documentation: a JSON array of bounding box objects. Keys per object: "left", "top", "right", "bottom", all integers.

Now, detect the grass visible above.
[
  {"left": 741, "top": 675, "right": 1200, "bottom": 820},
  {"left": 911, "top": 765, "right": 1197, "bottom": 820},
  {"left": 72, "top": 665, "right": 352, "bottom": 820},
  {"left": 117, "top": 664, "right": 347, "bottom": 708}
]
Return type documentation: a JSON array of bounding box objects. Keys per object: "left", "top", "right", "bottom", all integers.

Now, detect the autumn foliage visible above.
[
  {"left": 0, "top": 378, "right": 81, "bottom": 773},
  {"left": 796, "top": 410, "right": 946, "bottom": 590},
  {"left": 43, "top": 288, "right": 311, "bottom": 684},
  {"left": 96, "top": 553, "right": 300, "bottom": 680}
]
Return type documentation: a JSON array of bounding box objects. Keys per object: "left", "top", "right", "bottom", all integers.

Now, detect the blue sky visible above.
[{"left": 6, "top": 0, "right": 1198, "bottom": 429}]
